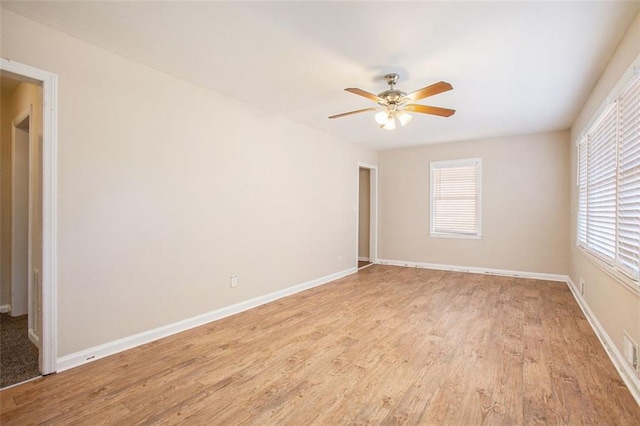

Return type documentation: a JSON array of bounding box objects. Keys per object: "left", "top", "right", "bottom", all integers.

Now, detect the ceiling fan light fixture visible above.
[{"left": 397, "top": 110, "right": 413, "bottom": 127}]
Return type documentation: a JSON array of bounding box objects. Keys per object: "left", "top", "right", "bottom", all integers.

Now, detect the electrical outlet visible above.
[
  {"left": 623, "top": 331, "right": 638, "bottom": 371},
  {"left": 230, "top": 275, "right": 238, "bottom": 288},
  {"left": 579, "top": 278, "right": 585, "bottom": 296},
  {"left": 338, "top": 256, "right": 342, "bottom": 262}
]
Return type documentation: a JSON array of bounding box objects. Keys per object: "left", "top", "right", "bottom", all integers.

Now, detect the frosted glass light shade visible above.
[
  {"left": 382, "top": 117, "right": 396, "bottom": 130},
  {"left": 375, "top": 111, "right": 389, "bottom": 125},
  {"left": 397, "top": 111, "right": 413, "bottom": 126}
]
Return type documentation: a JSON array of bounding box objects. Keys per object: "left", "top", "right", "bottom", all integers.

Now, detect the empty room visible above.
[{"left": 0, "top": 1, "right": 639, "bottom": 424}]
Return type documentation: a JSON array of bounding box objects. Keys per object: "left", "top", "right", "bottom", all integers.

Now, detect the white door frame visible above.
[
  {"left": 11, "top": 105, "right": 32, "bottom": 318},
  {"left": 1, "top": 58, "right": 58, "bottom": 375},
  {"left": 356, "top": 162, "right": 378, "bottom": 266}
]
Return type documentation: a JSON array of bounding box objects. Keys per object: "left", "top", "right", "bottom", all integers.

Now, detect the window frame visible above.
[
  {"left": 429, "top": 157, "right": 483, "bottom": 240},
  {"left": 576, "top": 58, "right": 640, "bottom": 292}
]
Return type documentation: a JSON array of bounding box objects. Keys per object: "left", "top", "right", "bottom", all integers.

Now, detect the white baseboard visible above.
[
  {"left": 29, "top": 328, "right": 40, "bottom": 349},
  {"left": 56, "top": 266, "right": 357, "bottom": 372},
  {"left": 0, "top": 305, "right": 10, "bottom": 313},
  {"left": 358, "top": 257, "right": 370, "bottom": 262},
  {"left": 566, "top": 277, "right": 640, "bottom": 405},
  {"left": 376, "top": 258, "right": 567, "bottom": 282}
]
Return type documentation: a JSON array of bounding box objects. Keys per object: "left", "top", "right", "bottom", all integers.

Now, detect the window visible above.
[
  {"left": 430, "top": 158, "right": 482, "bottom": 239},
  {"left": 577, "top": 72, "right": 640, "bottom": 283}
]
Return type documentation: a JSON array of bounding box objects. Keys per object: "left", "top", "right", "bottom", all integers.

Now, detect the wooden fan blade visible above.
[
  {"left": 329, "top": 107, "right": 378, "bottom": 119},
  {"left": 405, "top": 104, "right": 456, "bottom": 117},
  {"left": 404, "top": 81, "right": 453, "bottom": 102},
  {"left": 345, "top": 88, "right": 384, "bottom": 103}
]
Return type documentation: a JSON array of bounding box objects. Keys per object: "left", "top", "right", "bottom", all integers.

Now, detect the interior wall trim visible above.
[
  {"left": 56, "top": 266, "right": 358, "bottom": 372},
  {"left": 566, "top": 277, "right": 640, "bottom": 405},
  {"left": 376, "top": 258, "right": 567, "bottom": 282},
  {"left": 0, "top": 305, "right": 11, "bottom": 313},
  {"left": 29, "top": 328, "right": 40, "bottom": 348}
]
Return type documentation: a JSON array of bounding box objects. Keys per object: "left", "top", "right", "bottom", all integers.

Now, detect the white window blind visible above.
[
  {"left": 617, "top": 75, "right": 640, "bottom": 279},
  {"left": 578, "top": 139, "right": 587, "bottom": 245},
  {"left": 586, "top": 103, "right": 617, "bottom": 261},
  {"left": 577, "top": 71, "right": 640, "bottom": 282},
  {"left": 430, "top": 158, "right": 481, "bottom": 238}
]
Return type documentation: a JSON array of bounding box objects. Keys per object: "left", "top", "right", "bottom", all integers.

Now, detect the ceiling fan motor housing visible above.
[
  {"left": 379, "top": 73, "right": 407, "bottom": 105},
  {"left": 377, "top": 89, "right": 407, "bottom": 105}
]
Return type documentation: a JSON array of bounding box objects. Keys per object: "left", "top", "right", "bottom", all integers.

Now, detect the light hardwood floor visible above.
[{"left": 1, "top": 265, "right": 639, "bottom": 424}]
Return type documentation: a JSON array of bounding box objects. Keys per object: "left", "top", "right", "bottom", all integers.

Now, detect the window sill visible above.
[
  {"left": 430, "top": 232, "right": 482, "bottom": 240},
  {"left": 577, "top": 246, "right": 640, "bottom": 296}
]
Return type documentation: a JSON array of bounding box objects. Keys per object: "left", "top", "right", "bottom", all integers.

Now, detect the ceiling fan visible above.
[{"left": 329, "top": 73, "right": 455, "bottom": 130}]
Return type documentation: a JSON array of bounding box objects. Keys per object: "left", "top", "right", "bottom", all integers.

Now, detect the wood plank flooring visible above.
[{"left": 1, "top": 265, "right": 639, "bottom": 424}]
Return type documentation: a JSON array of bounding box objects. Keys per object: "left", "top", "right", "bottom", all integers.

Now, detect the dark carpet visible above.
[{"left": 0, "top": 313, "right": 40, "bottom": 388}]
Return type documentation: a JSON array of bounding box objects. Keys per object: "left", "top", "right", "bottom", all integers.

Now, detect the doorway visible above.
[
  {"left": 1, "top": 80, "right": 41, "bottom": 388},
  {"left": 357, "top": 163, "right": 378, "bottom": 270},
  {"left": 0, "top": 59, "right": 58, "bottom": 381}
]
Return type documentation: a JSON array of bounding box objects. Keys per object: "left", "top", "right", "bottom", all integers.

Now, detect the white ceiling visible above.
[{"left": 3, "top": 1, "right": 638, "bottom": 150}]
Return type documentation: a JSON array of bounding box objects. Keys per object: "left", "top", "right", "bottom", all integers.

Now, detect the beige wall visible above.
[
  {"left": 1, "top": 9, "right": 378, "bottom": 357},
  {"left": 0, "top": 79, "right": 43, "bottom": 314},
  {"left": 358, "top": 168, "right": 370, "bottom": 259},
  {"left": 568, "top": 12, "right": 640, "bottom": 359},
  {"left": 379, "top": 131, "right": 570, "bottom": 275}
]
